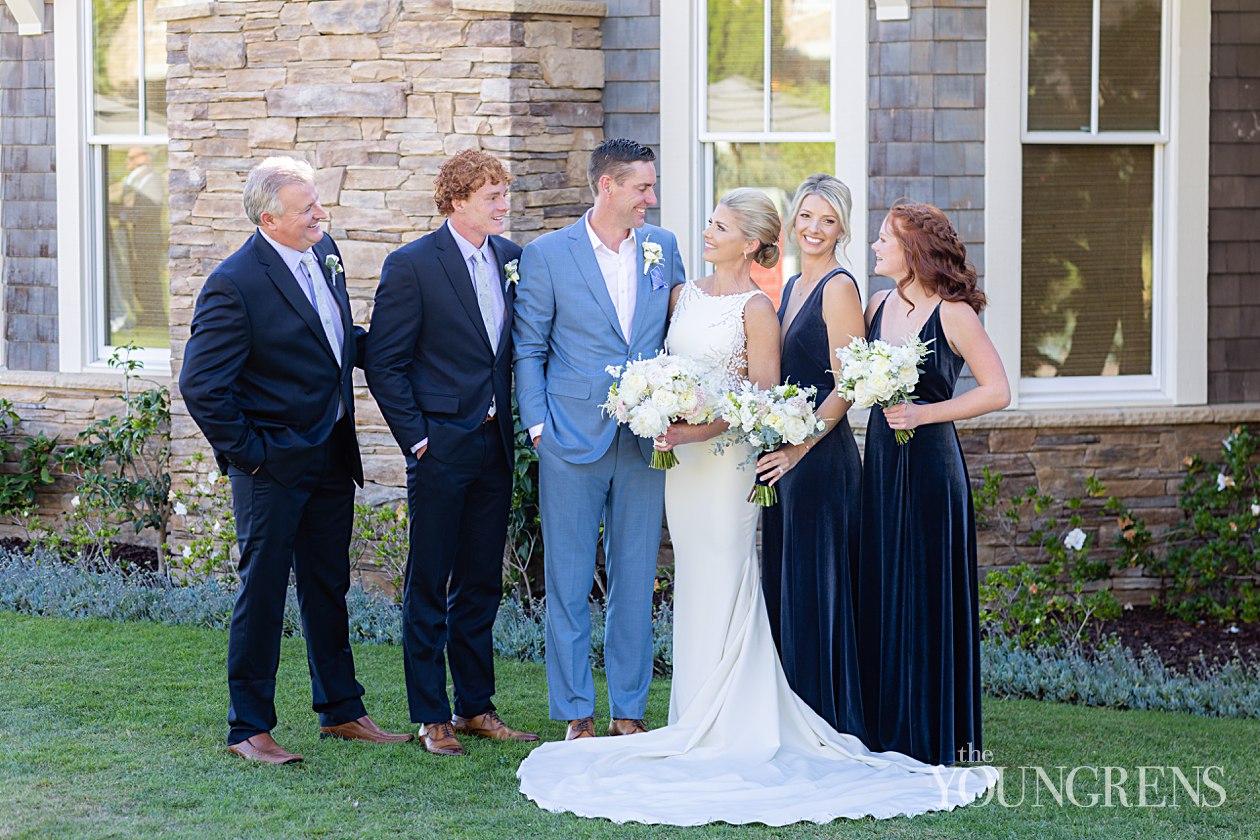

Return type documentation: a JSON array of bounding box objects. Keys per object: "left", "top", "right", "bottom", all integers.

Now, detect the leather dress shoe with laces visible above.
[
  {"left": 607, "top": 718, "right": 649, "bottom": 737},
  {"left": 227, "top": 732, "right": 303, "bottom": 765},
  {"left": 418, "top": 721, "right": 466, "bottom": 756},
  {"left": 320, "top": 714, "right": 414, "bottom": 744},
  {"left": 452, "top": 711, "right": 539, "bottom": 742},
  {"left": 565, "top": 717, "right": 596, "bottom": 740}
]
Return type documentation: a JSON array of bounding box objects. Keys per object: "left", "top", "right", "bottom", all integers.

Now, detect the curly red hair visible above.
[
  {"left": 435, "top": 150, "right": 510, "bottom": 216},
  {"left": 887, "top": 202, "right": 986, "bottom": 313}
]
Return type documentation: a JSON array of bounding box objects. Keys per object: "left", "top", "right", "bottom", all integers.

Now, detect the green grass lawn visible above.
[{"left": 1, "top": 612, "right": 1256, "bottom": 839}]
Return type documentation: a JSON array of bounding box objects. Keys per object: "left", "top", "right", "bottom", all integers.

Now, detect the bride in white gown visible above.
[{"left": 517, "top": 190, "right": 997, "bottom": 826}]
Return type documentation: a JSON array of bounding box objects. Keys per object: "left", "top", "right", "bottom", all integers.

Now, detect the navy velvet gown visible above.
[
  {"left": 856, "top": 295, "right": 983, "bottom": 767},
  {"left": 760, "top": 268, "right": 868, "bottom": 743}
]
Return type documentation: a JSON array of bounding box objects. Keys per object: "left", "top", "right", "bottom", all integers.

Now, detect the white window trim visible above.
[
  {"left": 54, "top": 0, "right": 171, "bottom": 377},
  {"left": 660, "top": 0, "right": 868, "bottom": 294},
  {"left": 986, "top": 0, "right": 1209, "bottom": 409}
]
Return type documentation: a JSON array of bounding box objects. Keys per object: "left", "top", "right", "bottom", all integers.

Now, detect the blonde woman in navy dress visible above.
[{"left": 755, "top": 174, "right": 868, "bottom": 743}]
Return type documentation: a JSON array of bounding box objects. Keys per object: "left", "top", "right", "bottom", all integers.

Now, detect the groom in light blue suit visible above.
[{"left": 513, "top": 139, "right": 685, "bottom": 740}]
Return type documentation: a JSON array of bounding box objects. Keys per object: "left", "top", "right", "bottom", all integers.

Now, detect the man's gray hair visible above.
[{"left": 243, "top": 156, "right": 316, "bottom": 225}]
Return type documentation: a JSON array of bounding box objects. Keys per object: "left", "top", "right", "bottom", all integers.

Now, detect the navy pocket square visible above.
[{"left": 649, "top": 266, "right": 666, "bottom": 291}]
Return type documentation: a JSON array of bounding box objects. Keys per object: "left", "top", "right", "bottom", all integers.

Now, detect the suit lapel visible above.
[
  {"left": 313, "top": 244, "right": 354, "bottom": 365},
  {"left": 627, "top": 227, "right": 654, "bottom": 348},
  {"left": 488, "top": 236, "right": 514, "bottom": 361},
  {"left": 567, "top": 219, "right": 626, "bottom": 345},
  {"left": 436, "top": 223, "right": 495, "bottom": 355},
  {"left": 255, "top": 234, "right": 338, "bottom": 365}
]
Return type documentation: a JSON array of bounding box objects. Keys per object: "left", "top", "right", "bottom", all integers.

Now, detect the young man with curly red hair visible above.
[{"left": 365, "top": 150, "right": 536, "bottom": 755}]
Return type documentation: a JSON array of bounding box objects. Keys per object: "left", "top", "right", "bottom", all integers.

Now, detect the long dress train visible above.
[{"left": 517, "top": 282, "right": 996, "bottom": 825}]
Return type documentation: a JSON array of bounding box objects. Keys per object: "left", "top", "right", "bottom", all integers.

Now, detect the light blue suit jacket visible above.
[{"left": 513, "top": 218, "right": 686, "bottom": 464}]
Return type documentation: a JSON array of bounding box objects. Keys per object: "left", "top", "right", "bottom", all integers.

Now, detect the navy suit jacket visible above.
[
  {"left": 180, "top": 231, "right": 366, "bottom": 488},
  {"left": 365, "top": 223, "right": 521, "bottom": 466}
]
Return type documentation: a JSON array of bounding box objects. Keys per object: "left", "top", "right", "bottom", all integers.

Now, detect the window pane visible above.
[
  {"left": 1021, "top": 145, "right": 1153, "bottom": 378},
  {"left": 769, "top": 0, "right": 830, "bottom": 132},
  {"left": 104, "top": 145, "right": 170, "bottom": 349},
  {"left": 1098, "top": 0, "right": 1161, "bottom": 131},
  {"left": 94, "top": 0, "right": 142, "bottom": 135},
  {"left": 713, "top": 142, "right": 834, "bottom": 306},
  {"left": 143, "top": 0, "right": 168, "bottom": 135},
  {"left": 1027, "top": 0, "right": 1093, "bottom": 132},
  {"left": 707, "top": 0, "right": 766, "bottom": 133}
]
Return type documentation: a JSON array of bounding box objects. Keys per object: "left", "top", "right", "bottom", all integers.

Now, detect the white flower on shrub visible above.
[
  {"left": 174, "top": 502, "right": 188, "bottom": 517},
  {"left": 1063, "top": 527, "right": 1087, "bottom": 552},
  {"left": 1217, "top": 473, "right": 1236, "bottom": 492},
  {"left": 212, "top": 520, "right": 221, "bottom": 534},
  {"left": 71, "top": 495, "right": 80, "bottom": 508},
  {"left": 182, "top": 545, "right": 192, "bottom": 559},
  {"left": 206, "top": 470, "right": 220, "bottom": 485}
]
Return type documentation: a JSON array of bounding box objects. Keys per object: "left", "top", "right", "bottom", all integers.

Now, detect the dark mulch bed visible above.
[
  {"left": 1101, "top": 605, "right": 1260, "bottom": 674},
  {"left": 0, "top": 537, "right": 160, "bottom": 574},
  {"left": 2, "top": 537, "right": 1257, "bottom": 672}
]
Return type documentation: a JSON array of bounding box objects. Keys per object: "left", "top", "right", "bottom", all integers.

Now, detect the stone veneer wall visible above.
[
  {"left": 159, "top": 0, "right": 608, "bottom": 516},
  {"left": 950, "top": 404, "right": 1260, "bottom": 601},
  {"left": 0, "top": 0, "right": 57, "bottom": 372}
]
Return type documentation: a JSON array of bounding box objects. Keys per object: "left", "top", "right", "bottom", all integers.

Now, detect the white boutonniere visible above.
[
  {"left": 504, "top": 259, "right": 520, "bottom": 286},
  {"left": 324, "top": 254, "right": 344, "bottom": 280},
  {"left": 642, "top": 239, "right": 664, "bottom": 276}
]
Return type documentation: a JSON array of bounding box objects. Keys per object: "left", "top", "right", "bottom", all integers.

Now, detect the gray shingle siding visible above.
[
  {"left": 601, "top": 0, "right": 661, "bottom": 224},
  {"left": 1208, "top": 0, "right": 1260, "bottom": 403},
  {"left": 1, "top": 1, "right": 57, "bottom": 372}
]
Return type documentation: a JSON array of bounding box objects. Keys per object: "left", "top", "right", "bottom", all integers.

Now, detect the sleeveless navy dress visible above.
[
  {"left": 761, "top": 269, "right": 868, "bottom": 743},
  {"left": 855, "top": 295, "right": 983, "bottom": 767}
]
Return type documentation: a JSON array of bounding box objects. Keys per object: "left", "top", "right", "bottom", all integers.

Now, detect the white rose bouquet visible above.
[
  {"left": 719, "top": 381, "right": 825, "bottom": 506},
  {"left": 601, "top": 352, "right": 717, "bottom": 469},
  {"left": 835, "top": 336, "right": 934, "bottom": 445}
]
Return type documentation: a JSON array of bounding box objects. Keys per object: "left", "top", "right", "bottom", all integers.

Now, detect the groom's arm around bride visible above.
[{"left": 512, "top": 138, "right": 685, "bottom": 740}]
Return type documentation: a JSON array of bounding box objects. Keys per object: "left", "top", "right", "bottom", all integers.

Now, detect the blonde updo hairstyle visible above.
[
  {"left": 787, "top": 173, "right": 853, "bottom": 262},
  {"left": 719, "top": 188, "right": 781, "bottom": 269}
]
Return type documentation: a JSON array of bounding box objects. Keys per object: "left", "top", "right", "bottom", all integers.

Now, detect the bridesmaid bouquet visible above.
[
  {"left": 602, "top": 353, "right": 717, "bottom": 469},
  {"left": 835, "top": 336, "right": 934, "bottom": 445},
  {"left": 719, "top": 381, "right": 825, "bottom": 506}
]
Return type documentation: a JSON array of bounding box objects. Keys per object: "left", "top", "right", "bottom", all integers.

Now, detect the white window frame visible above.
[
  {"left": 55, "top": 0, "right": 170, "bottom": 376},
  {"left": 660, "top": 0, "right": 868, "bottom": 293},
  {"left": 986, "top": 0, "right": 1209, "bottom": 409}
]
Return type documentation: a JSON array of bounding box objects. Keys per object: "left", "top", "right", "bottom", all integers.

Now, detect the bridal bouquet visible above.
[
  {"left": 602, "top": 353, "right": 717, "bottom": 469},
  {"left": 835, "top": 336, "right": 934, "bottom": 445},
  {"left": 719, "top": 381, "right": 825, "bottom": 506}
]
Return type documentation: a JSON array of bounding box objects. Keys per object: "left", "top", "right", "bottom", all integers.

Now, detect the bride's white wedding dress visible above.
[{"left": 517, "top": 282, "right": 997, "bottom": 825}]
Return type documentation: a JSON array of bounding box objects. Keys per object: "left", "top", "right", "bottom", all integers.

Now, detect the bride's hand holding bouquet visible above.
[
  {"left": 602, "top": 352, "right": 717, "bottom": 469},
  {"left": 835, "top": 335, "right": 934, "bottom": 444}
]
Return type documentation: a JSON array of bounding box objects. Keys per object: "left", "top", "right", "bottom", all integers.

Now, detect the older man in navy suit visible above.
[
  {"left": 181, "top": 156, "right": 411, "bottom": 764},
  {"left": 366, "top": 150, "right": 536, "bottom": 755}
]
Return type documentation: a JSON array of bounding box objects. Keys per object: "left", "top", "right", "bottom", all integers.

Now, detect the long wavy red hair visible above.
[{"left": 887, "top": 202, "right": 986, "bottom": 314}]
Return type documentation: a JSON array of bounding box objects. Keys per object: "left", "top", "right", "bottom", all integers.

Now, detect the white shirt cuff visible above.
[
  {"left": 410, "top": 437, "right": 428, "bottom": 454},
  {"left": 528, "top": 424, "right": 543, "bottom": 440}
]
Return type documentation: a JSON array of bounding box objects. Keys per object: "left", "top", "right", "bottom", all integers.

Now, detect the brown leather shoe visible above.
[
  {"left": 565, "top": 717, "right": 596, "bottom": 740},
  {"left": 607, "top": 718, "right": 649, "bottom": 737},
  {"left": 418, "top": 721, "right": 466, "bottom": 756},
  {"left": 320, "top": 714, "right": 414, "bottom": 744},
  {"left": 452, "top": 711, "right": 539, "bottom": 742},
  {"left": 227, "top": 732, "right": 303, "bottom": 765}
]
